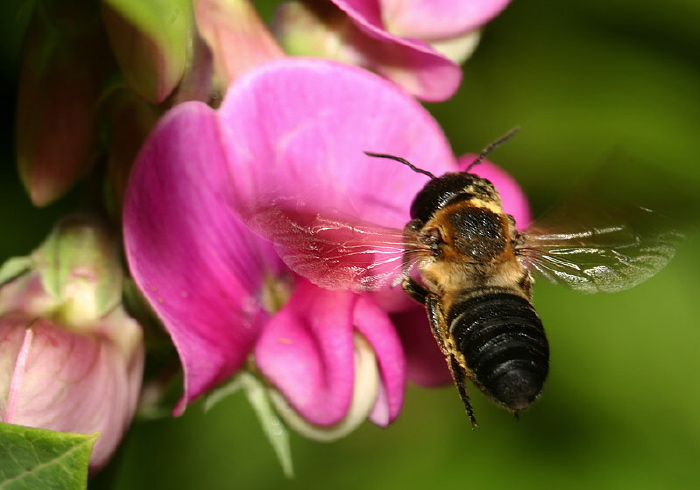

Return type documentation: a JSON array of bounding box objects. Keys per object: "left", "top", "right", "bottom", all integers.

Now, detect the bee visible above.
[{"left": 247, "top": 134, "right": 682, "bottom": 426}]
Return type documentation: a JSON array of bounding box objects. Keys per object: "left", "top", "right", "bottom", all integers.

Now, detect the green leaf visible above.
[{"left": 0, "top": 424, "right": 97, "bottom": 489}]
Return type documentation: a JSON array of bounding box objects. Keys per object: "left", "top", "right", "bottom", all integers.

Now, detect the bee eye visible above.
[{"left": 407, "top": 219, "right": 423, "bottom": 232}]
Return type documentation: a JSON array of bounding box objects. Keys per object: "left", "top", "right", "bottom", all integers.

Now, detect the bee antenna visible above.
[
  {"left": 364, "top": 151, "right": 436, "bottom": 179},
  {"left": 465, "top": 126, "right": 520, "bottom": 173}
]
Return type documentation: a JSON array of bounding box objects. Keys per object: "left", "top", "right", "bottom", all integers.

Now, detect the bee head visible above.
[{"left": 409, "top": 173, "right": 501, "bottom": 223}]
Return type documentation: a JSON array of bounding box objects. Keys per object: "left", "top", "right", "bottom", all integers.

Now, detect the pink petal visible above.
[
  {"left": 255, "top": 279, "right": 405, "bottom": 426},
  {"left": 378, "top": 0, "right": 512, "bottom": 40},
  {"left": 123, "top": 102, "right": 284, "bottom": 414},
  {"left": 254, "top": 280, "right": 357, "bottom": 425},
  {"left": 0, "top": 313, "right": 143, "bottom": 470},
  {"left": 352, "top": 295, "right": 405, "bottom": 425},
  {"left": 331, "top": 1, "right": 462, "bottom": 101},
  {"left": 457, "top": 155, "right": 532, "bottom": 227},
  {"left": 219, "top": 58, "right": 456, "bottom": 229},
  {"left": 391, "top": 307, "right": 452, "bottom": 387}
]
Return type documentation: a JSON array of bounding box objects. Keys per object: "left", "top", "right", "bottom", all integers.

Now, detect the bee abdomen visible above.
[{"left": 448, "top": 292, "right": 549, "bottom": 412}]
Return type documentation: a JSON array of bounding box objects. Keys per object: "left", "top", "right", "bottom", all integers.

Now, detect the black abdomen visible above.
[{"left": 448, "top": 292, "right": 549, "bottom": 411}]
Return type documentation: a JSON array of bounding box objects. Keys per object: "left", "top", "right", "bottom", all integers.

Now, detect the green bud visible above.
[
  {"left": 101, "top": 0, "right": 194, "bottom": 103},
  {"left": 0, "top": 216, "right": 123, "bottom": 332}
]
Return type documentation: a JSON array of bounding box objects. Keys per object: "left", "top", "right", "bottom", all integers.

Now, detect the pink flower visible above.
[
  {"left": 123, "top": 59, "right": 529, "bottom": 435},
  {"left": 0, "top": 216, "right": 144, "bottom": 470},
  {"left": 272, "top": 0, "right": 511, "bottom": 101}
]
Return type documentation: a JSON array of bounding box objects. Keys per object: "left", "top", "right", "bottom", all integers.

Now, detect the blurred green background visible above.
[{"left": 2, "top": 0, "right": 700, "bottom": 489}]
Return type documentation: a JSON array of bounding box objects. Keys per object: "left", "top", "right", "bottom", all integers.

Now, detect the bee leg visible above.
[
  {"left": 401, "top": 276, "right": 430, "bottom": 304},
  {"left": 449, "top": 353, "right": 479, "bottom": 428},
  {"left": 425, "top": 291, "right": 478, "bottom": 428},
  {"left": 402, "top": 278, "right": 447, "bottom": 352},
  {"left": 402, "top": 277, "right": 478, "bottom": 427},
  {"left": 423, "top": 291, "right": 449, "bottom": 353},
  {"left": 427, "top": 295, "right": 478, "bottom": 428}
]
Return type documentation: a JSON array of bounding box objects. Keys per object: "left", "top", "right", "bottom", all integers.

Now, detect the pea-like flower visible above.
[
  {"left": 272, "top": 0, "right": 511, "bottom": 101},
  {"left": 123, "top": 58, "right": 528, "bottom": 439},
  {"left": 0, "top": 216, "right": 144, "bottom": 470}
]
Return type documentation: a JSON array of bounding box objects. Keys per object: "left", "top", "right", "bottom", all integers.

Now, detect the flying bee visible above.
[{"left": 246, "top": 134, "right": 682, "bottom": 426}]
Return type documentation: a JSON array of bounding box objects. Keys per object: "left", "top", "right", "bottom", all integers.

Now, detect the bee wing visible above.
[
  {"left": 246, "top": 205, "right": 419, "bottom": 292},
  {"left": 518, "top": 202, "right": 685, "bottom": 293}
]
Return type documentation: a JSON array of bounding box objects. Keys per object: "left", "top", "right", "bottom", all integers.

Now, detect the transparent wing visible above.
[
  {"left": 518, "top": 203, "right": 684, "bottom": 293},
  {"left": 246, "top": 206, "right": 427, "bottom": 292}
]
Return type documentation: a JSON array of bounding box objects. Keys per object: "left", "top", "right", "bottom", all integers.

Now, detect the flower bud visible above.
[
  {"left": 101, "top": 0, "right": 194, "bottom": 103},
  {"left": 194, "top": 0, "right": 285, "bottom": 89},
  {"left": 271, "top": 2, "right": 364, "bottom": 66},
  {"left": 0, "top": 216, "right": 144, "bottom": 470},
  {"left": 16, "top": 3, "right": 111, "bottom": 206}
]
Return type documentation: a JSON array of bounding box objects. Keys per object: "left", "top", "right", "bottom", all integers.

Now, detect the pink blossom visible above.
[
  {"left": 0, "top": 313, "right": 143, "bottom": 470},
  {"left": 123, "top": 59, "right": 529, "bottom": 432},
  {"left": 272, "top": 0, "right": 511, "bottom": 101},
  {"left": 0, "top": 217, "right": 144, "bottom": 470}
]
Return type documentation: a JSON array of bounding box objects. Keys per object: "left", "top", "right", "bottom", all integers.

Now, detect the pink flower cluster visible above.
[{"left": 10, "top": 0, "right": 519, "bottom": 472}]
